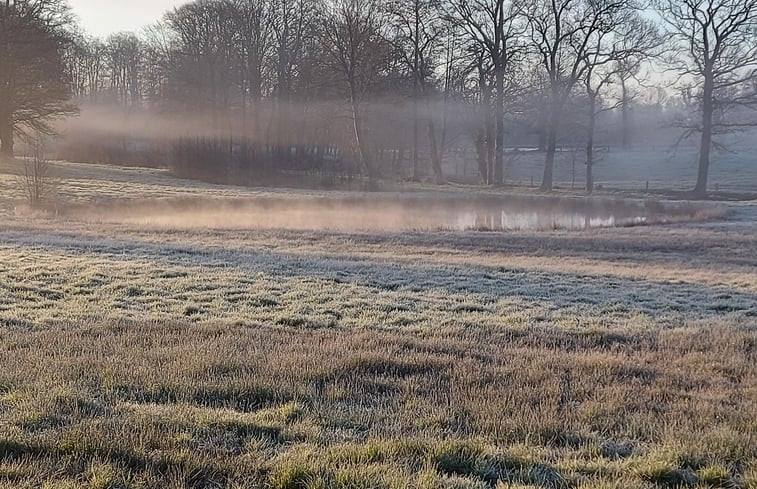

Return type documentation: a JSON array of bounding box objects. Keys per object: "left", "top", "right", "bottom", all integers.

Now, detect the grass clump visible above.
[
  {"left": 431, "top": 441, "right": 487, "bottom": 478},
  {"left": 633, "top": 459, "right": 696, "bottom": 488},
  {"left": 269, "top": 463, "right": 319, "bottom": 489},
  {"left": 697, "top": 464, "right": 731, "bottom": 486},
  {"left": 86, "top": 461, "right": 119, "bottom": 489},
  {"left": 744, "top": 465, "right": 757, "bottom": 489}
]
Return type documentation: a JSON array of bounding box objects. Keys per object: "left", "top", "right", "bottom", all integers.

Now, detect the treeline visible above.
[
  {"left": 3, "top": 0, "right": 757, "bottom": 196},
  {"left": 64, "top": 0, "right": 665, "bottom": 191}
]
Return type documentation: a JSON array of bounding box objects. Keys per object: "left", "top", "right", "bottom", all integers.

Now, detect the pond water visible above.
[{"left": 55, "top": 193, "right": 724, "bottom": 232}]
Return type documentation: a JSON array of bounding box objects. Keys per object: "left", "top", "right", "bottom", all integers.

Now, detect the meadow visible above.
[{"left": 0, "top": 161, "right": 755, "bottom": 488}]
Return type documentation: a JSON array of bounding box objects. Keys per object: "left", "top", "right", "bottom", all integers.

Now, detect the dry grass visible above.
[
  {"left": 0, "top": 320, "right": 754, "bottom": 488},
  {"left": 0, "top": 161, "right": 755, "bottom": 488}
]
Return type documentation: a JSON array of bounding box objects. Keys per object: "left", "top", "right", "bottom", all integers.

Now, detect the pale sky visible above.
[{"left": 68, "top": 0, "right": 183, "bottom": 37}]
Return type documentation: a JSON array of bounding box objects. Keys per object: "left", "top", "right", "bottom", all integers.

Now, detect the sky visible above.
[{"left": 68, "top": 0, "right": 183, "bottom": 37}]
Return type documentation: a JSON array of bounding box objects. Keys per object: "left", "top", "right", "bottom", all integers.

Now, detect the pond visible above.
[{"left": 54, "top": 193, "right": 724, "bottom": 232}]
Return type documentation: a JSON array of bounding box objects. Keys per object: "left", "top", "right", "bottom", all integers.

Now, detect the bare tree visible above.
[
  {"left": 656, "top": 0, "right": 757, "bottom": 198},
  {"left": 107, "top": 33, "right": 144, "bottom": 107},
  {"left": 141, "top": 22, "right": 176, "bottom": 107},
  {"left": 472, "top": 48, "right": 495, "bottom": 183},
  {"left": 20, "top": 135, "right": 54, "bottom": 205},
  {"left": 64, "top": 33, "right": 108, "bottom": 101},
  {"left": 0, "top": 0, "right": 76, "bottom": 158},
  {"left": 582, "top": 9, "right": 660, "bottom": 193},
  {"left": 320, "top": 0, "right": 389, "bottom": 177},
  {"left": 231, "top": 0, "right": 272, "bottom": 138},
  {"left": 166, "top": 0, "right": 240, "bottom": 131},
  {"left": 524, "top": 0, "right": 631, "bottom": 191},
  {"left": 448, "top": 0, "right": 524, "bottom": 185},
  {"left": 615, "top": 56, "right": 641, "bottom": 149},
  {"left": 270, "top": 0, "right": 321, "bottom": 101},
  {"left": 268, "top": 0, "right": 322, "bottom": 148},
  {"left": 387, "top": 0, "right": 447, "bottom": 182}
]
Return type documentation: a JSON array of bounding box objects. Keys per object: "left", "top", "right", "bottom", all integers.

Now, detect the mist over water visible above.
[{"left": 53, "top": 194, "right": 724, "bottom": 232}]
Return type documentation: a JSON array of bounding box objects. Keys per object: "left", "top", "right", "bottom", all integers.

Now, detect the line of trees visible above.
[{"left": 2, "top": 0, "right": 757, "bottom": 196}]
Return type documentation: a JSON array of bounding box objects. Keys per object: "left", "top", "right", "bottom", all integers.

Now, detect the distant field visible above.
[
  {"left": 0, "top": 161, "right": 755, "bottom": 488},
  {"left": 445, "top": 144, "right": 757, "bottom": 194}
]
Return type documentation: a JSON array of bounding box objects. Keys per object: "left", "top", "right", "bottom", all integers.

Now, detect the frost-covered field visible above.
[
  {"left": 0, "top": 161, "right": 755, "bottom": 488},
  {"left": 447, "top": 140, "right": 757, "bottom": 193}
]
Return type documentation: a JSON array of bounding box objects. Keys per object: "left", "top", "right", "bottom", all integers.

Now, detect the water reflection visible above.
[{"left": 465, "top": 209, "right": 647, "bottom": 231}]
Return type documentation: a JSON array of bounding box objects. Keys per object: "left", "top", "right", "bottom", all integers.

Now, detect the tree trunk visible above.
[
  {"left": 350, "top": 83, "right": 375, "bottom": 178},
  {"left": 475, "top": 133, "right": 488, "bottom": 184},
  {"left": 423, "top": 94, "right": 445, "bottom": 184},
  {"left": 427, "top": 118, "right": 445, "bottom": 184},
  {"left": 586, "top": 92, "right": 596, "bottom": 194},
  {"left": 620, "top": 77, "right": 630, "bottom": 149},
  {"left": 693, "top": 76, "right": 713, "bottom": 199},
  {"left": 241, "top": 80, "right": 248, "bottom": 139},
  {"left": 537, "top": 124, "right": 547, "bottom": 152},
  {"left": 0, "top": 118, "right": 13, "bottom": 159},
  {"left": 412, "top": 99, "right": 420, "bottom": 181},
  {"left": 493, "top": 60, "right": 505, "bottom": 186},
  {"left": 541, "top": 127, "right": 557, "bottom": 192},
  {"left": 486, "top": 115, "right": 495, "bottom": 185},
  {"left": 541, "top": 88, "right": 560, "bottom": 191}
]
